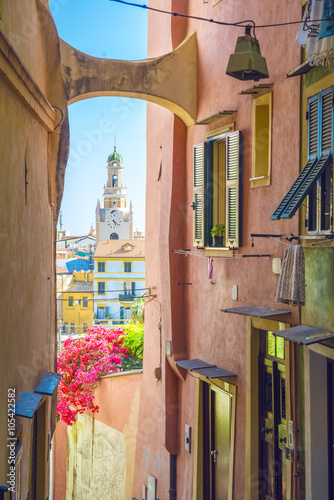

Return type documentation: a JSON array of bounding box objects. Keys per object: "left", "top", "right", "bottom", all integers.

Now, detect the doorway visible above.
[
  {"left": 203, "top": 383, "right": 234, "bottom": 500},
  {"left": 259, "top": 331, "right": 287, "bottom": 500}
]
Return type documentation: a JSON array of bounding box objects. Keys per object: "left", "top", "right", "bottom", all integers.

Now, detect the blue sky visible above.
[{"left": 53, "top": 0, "right": 148, "bottom": 236}]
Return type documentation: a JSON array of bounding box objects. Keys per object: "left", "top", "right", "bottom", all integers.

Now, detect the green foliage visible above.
[
  {"left": 131, "top": 296, "right": 145, "bottom": 323},
  {"left": 121, "top": 322, "right": 144, "bottom": 359},
  {"left": 211, "top": 224, "right": 225, "bottom": 237}
]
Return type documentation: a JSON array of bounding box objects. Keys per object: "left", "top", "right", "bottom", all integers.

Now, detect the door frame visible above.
[
  {"left": 193, "top": 376, "right": 236, "bottom": 500},
  {"left": 245, "top": 316, "right": 292, "bottom": 500},
  {"left": 304, "top": 343, "right": 334, "bottom": 500}
]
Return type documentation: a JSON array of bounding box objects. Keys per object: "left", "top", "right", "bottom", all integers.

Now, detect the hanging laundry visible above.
[
  {"left": 208, "top": 258, "right": 213, "bottom": 280},
  {"left": 275, "top": 245, "right": 305, "bottom": 307},
  {"left": 318, "top": 0, "right": 334, "bottom": 40},
  {"left": 296, "top": 0, "right": 334, "bottom": 66}
]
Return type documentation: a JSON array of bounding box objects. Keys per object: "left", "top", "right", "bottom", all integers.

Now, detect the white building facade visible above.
[{"left": 93, "top": 240, "right": 145, "bottom": 326}]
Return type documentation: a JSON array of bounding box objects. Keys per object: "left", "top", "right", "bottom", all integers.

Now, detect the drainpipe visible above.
[{"left": 169, "top": 454, "right": 177, "bottom": 500}]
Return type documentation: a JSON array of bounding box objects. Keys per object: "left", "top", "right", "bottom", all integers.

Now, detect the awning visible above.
[
  {"left": 273, "top": 325, "right": 334, "bottom": 345},
  {"left": 34, "top": 371, "right": 62, "bottom": 395},
  {"left": 15, "top": 391, "right": 43, "bottom": 418},
  {"left": 221, "top": 306, "right": 291, "bottom": 318},
  {"left": 175, "top": 359, "right": 236, "bottom": 379},
  {"left": 286, "top": 61, "right": 312, "bottom": 78},
  {"left": 271, "top": 152, "right": 331, "bottom": 220}
]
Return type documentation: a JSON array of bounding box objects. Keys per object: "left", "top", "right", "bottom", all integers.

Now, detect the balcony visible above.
[{"left": 119, "top": 294, "right": 135, "bottom": 301}]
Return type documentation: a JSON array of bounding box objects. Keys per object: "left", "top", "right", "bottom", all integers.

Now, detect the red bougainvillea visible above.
[{"left": 57, "top": 326, "right": 129, "bottom": 425}]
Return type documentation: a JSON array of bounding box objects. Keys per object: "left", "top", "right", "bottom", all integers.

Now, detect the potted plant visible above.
[{"left": 211, "top": 224, "right": 225, "bottom": 247}]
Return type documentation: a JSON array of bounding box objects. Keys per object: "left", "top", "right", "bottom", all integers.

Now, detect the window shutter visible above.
[
  {"left": 120, "top": 305, "right": 124, "bottom": 320},
  {"left": 225, "top": 131, "right": 241, "bottom": 248},
  {"left": 193, "top": 144, "right": 206, "bottom": 247},
  {"left": 308, "top": 95, "right": 319, "bottom": 159},
  {"left": 132, "top": 282, "right": 135, "bottom": 295},
  {"left": 321, "top": 89, "right": 333, "bottom": 155}
]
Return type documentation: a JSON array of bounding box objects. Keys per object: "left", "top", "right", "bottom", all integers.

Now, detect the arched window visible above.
[
  {"left": 112, "top": 175, "right": 118, "bottom": 187},
  {"left": 110, "top": 233, "right": 119, "bottom": 240}
]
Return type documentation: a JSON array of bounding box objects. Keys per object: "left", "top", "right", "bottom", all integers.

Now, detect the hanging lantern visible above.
[{"left": 226, "top": 25, "right": 269, "bottom": 81}]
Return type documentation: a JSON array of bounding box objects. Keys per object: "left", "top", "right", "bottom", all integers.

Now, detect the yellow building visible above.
[{"left": 62, "top": 271, "right": 94, "bottom": 334}]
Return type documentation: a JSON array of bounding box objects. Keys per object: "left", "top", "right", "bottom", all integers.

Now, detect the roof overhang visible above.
[
  {"left": 14, "top": 391, "right": 43, "bottom": 418},
  {"left": 286, "top": 61, "right": 312, "bottom": 78},
  {"left": 221, "top": 306, "right": 291, "bottom": 318},
  {"left": 273, "top": 325, "right": 334, "bottom": 345},
  {"left": 175, "top": 359, "right": 236, "bottom": 379},
  {"left": 34, "top": 372, "right": 62, "bottom": 395}
]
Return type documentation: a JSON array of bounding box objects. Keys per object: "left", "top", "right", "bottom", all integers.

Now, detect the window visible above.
[
  {"left": 124, "top": 282, "right": 132, "bottom": 296},
  {"left": 63, "top": 323, "right": 68, "bottom": 334},
  {"left": 68, "top": 296, "right": 73, "bottom": 307},
  {"left": 83, "top": 323, "right": 88, "bottom": 332},
  {"left": 271, "top": 87, "right": 333, "bottom": 234},
  {"left": 70, "top": 323, "right": 75, "bottom": 333},
  {"left": 97, "top": 307, "right": 105, "bottom": 320},
  {"left": 97, "top": 282, "right": 105, "bottom": 295},
  {"left": 98, "top": 262, "right": 105, "bottom": 272},
  {"left": 82, "top": 297, "right": 88, "bottom": 307},
  {"left": 124, "top": 307, "right": 131, "bottom": 320},
  {"left": 110, "top": 233, "right": 119, "bottom": 239},
  {"left": 124, "top": 261, "right": 131, "bottom": 273},
  {"left": 193, "top": 130, "right": 242, "bottom": 248},
  {"left": 251, "top": 92, "right": 272, "bottom": 187},
  {"left": 112, "top": 174, "right": 118, "bottom": 187}
]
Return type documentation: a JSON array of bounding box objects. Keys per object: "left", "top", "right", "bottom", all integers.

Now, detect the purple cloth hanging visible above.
[{"left": 208, "top": 258, "right": 213, "bottom": 280}]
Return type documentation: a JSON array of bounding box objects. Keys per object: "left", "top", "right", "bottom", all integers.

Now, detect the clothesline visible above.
[{"left": 171, "top": 249, "right": 271, "bottom": 259}]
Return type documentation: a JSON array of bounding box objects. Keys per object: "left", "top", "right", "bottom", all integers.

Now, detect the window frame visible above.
[
  {"left": 98, "top": 261, "right": 105, "bottom": 273},
  {"left": 124, "top": 261, "right": 132, "bottom": 273},
  {"left": 97, "top": 282, "right": 106, "bottom": 295},
  {"left": 82, "top": 296, "right": 88, "bottom": 307},
  {"left": 251, "top": 92, "right": 272, "bottom": 188},
  {"left": 306, "top": 88, "right": 333, "bottom": 235},
  {"left": 68, "top": 296, "right": 73, "bottom": 307},
  {"left": 192, "top": 129, "right": 242, "bottom": 249}
]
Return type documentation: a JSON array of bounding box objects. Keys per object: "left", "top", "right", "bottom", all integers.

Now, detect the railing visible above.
[{"left": 119, "top": 294, "right": 135, "bottom": 301}]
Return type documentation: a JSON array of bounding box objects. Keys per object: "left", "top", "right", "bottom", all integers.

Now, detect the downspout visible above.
[{"left": 169, "top": 454, "right": 177, "bottom": 500}]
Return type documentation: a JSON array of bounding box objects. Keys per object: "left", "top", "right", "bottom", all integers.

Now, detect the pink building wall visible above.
[{"left": 132, "top": 1, "right": 302, "bottom": 499}]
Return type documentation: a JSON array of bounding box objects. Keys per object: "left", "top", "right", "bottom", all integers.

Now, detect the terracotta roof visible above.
[
  {"left": 94, "top": 239, "right": 145, "bottom": 258},
  {"left": 56, "top": 266, "right": 68, "bottom": 274}
]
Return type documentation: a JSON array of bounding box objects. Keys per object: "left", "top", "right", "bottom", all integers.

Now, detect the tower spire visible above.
[{"left": 114, "top": 134, "right": 116, "bottom": 152}]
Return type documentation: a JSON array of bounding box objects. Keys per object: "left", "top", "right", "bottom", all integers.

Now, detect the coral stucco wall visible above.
[{"left": 131, "top": 0, "right": 302, "bottom": 499}]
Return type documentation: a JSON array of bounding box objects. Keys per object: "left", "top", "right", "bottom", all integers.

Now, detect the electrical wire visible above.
[
  {"left": 109, "top": 0, "right": 331, "bottom": 31},
  {"left": 57, "top": 287, "right": 150, "bottom": 294}
]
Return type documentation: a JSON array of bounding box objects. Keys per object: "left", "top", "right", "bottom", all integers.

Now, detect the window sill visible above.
[
  {"left": 204, "top": 247, "right": 234, "bottom": 257},
  {"left": 250, "top": 176, "right": 270, "bottom": 188}
]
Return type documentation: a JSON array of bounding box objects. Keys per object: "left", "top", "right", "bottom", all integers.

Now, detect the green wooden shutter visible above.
[
  {"left": 308, "top": 95, "right": 319, "bottom": 159},
  {"left": 193, "top": 144, "right": 205, "bottom": 247},
  {"left": 120, "top": 305, "right": 124, "bottom": 320},
  {"left": 321, "top": 89, "right": 332, "bottom": 154},
  {"left": 225, "top": 131, "right": 241, "bottom": 248},
  {"left": 132, "top": 282, "right": 136, "bottom": 295}
]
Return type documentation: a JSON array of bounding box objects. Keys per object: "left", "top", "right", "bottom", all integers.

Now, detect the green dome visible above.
[{"left": 108, "top": 146, "right": 123, "bottom": 163}]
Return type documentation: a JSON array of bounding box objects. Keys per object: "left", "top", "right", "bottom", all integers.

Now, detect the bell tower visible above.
[{"left": 95, "top": 144, "right": 134, "bottom": 243}]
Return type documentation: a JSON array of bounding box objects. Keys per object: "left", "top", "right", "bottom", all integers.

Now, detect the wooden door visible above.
[
  {"left": 210, "top": 386, "right": 232, "bottom": 500},
  {"left": 259, "top": 332, "right": 287, "bottom": 500}
]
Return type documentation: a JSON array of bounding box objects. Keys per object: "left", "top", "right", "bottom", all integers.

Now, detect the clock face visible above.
[{"left": 107, "top": 209, "right": 122, "bottom": 229}]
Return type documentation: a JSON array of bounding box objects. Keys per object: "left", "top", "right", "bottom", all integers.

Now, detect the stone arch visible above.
[{"left": 59, "top": 33, "right": 197, "bottom": 127}]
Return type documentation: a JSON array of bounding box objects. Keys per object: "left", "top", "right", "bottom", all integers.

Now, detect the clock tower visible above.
[{"left": 96, "top": 146, "right": 134, "bottom": 243}]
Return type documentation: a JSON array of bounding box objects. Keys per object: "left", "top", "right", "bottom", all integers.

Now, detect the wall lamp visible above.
[{"left": 226, "top": 24, "right": 269, "bottom": 81}]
